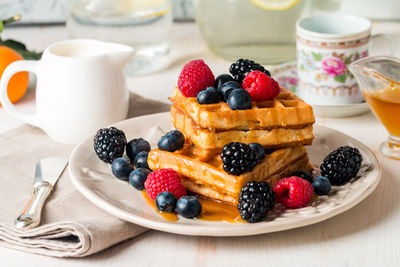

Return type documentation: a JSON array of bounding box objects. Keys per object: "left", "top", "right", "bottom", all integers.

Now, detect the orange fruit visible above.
[{"left": 0, "top": 46, "right": 29, "bottom": 106}]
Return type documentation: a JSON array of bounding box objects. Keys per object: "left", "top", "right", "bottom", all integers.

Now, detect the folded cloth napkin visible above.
[{"left": 0, "top": 93, "right": 170, "bottom": 257}]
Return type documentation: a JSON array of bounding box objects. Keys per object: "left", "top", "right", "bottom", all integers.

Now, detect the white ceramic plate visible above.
[
  {"left": 270, "top": 61, "right": 370, "bottom": 118},
  {"left": 69, "top": 112, "right": 381, "bottom": 236}
]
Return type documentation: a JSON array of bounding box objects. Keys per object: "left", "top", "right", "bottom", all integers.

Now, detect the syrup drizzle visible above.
[{"left": 141, "top": 191, "right": 244, "bottom": 223}]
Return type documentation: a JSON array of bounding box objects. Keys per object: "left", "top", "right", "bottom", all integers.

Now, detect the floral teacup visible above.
[{"left": 296, "top": 15, "right": 395, "bottom": 105}]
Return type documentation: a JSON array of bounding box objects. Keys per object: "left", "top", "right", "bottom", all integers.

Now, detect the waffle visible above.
[
  {"left": 148, "top": 145, "right": 313, "bottom": 205},
  {"left": 169, "top": 87, "right": 315, "bottom": 131},
  {"left": 171, "top": 105, "right": 314, "bottom": 151},
  {"left": 182, "top": 157, "right": 312, "bottom": 205}
]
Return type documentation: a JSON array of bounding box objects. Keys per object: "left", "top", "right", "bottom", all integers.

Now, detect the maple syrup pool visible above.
[{"left": 141, "top": 191, "right": 244, "bottom": 223}]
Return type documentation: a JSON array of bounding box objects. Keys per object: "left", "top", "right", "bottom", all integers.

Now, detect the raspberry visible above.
[
  {"left": 273, "top": 176, "right": 313, "bottom": 209},
  {"left": 242, "top": 71, "right": 280, "bottom": 101},
  {"left": 144, "top": 169, "right": 186, "bottom": 200},
  {"left": 178, "top": 59, "right": 215, "bottom": 97}
]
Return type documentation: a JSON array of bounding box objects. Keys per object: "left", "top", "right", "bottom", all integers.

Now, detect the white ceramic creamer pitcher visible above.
[{"left": 0, "top": 39, "right": 134, "bottom": 144}]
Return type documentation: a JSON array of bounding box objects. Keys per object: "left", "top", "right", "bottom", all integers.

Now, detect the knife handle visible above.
[{"left": 14, "top": 181, "right": 53, "bottom": 230}]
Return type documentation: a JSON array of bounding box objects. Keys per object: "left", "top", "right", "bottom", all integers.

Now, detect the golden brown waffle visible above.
[
  {"left": 171, "top": 105, "right": 314, "bottom": 151},
  {"left": 182, "top": 157, "right": 312, "bottom": 205},
  {"left": 148, "top": 145, "right": 313, "bottom": 205},
  {"left": 170, "top": 87, "right": 315, "bottom": 131}
]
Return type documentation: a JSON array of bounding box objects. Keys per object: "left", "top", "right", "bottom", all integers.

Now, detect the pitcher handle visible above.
[
  {"left": 0, "top": 60, "right": 41, "bottom": 127},
  {"left": 372, "top": 33, "right": 398, "bottom": 56}
]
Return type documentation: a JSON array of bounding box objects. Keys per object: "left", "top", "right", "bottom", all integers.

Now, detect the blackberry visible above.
[
  {"left": 229, "top": 59, "right": 271, "bottom": 83},
  {"left": 221, "top": 142, "right": 257, "bottom": 175},
  {"left": 237, "top": 181, "right": 275, "bottom": 223},
  {"left": 93, "top": 127, "right": 127, "bottom": 163},
  {"left": 320, "top": 146, "right": 363, "bottom": 186}
]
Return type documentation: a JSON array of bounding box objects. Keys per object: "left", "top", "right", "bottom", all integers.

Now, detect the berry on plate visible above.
[
  {"left": 312, "top": 176, "right": 331, "bottom": 196},
  {"left": 176, "top": 196, "right": 202, "bottom": 218},
  {"left": 249, "top": 143, "right": 265, "bottom": 162},
  {"left": 144, "top": 168, "right": 186, "bottom": 200},
  {"left": 155, "top": 191, "right": 177, "bottom": 212},
  {"left": 227, "top": 89, "right": 252, "bottom": 110},
  {"left": 197, "top": 86, "right": 219, "bottom": 104},
  {"left": 237, "top": 181, "right": 275, "bottom": 223},
  {"left": 134, "top": 151, "right": 149, "bottom": 169},
  {"left": 221, "top": 142, "right": 257, "bottom": 175},
  {"left": 129, "top": 168, "right": 151, "bottom": 190},
  {"left": 218, "top": 81, "right": 241, "bottom": 101},
  {"left": 273, "top": 176, "right": 313, "bottom": 209},
  {"left": 242, "top": 70, "right": 280, "bottom": 101},
  {"left": 111, "top": 158, "right": 133, "bottom": 181},
  {"left": 177, "top": 59, "right": 215, "bottom": 97},
  {"left": 93, "top": 127, "right": 126, "bottom": 164},
  {"left": 158, "top": 130, "right": 185, "bottom": 152},
  {"left": 214, "top": 74, "right": 234, "bottom": 89},
  {"left": 126, "top": 138, "right": 151, "bottom": 162},
  {"left": 290, "top": 170, "right": 313, "bottom": 184},
  {"left": 229, "top": 59, "right": 271, "bottom": 83},
  {"left": 320, "top": 146, "right": 363, "bottom": 186}
]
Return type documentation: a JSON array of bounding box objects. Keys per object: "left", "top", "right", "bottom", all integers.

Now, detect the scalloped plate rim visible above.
[{"left": 69, "top": 112, "right": 381, "bottom": 236}]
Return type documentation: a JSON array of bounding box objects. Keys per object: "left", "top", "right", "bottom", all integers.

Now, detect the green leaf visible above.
[
  {"left": 0, "top": 22, "right": 3, "bottom": 33},
  {"left": 334, "top": 74, "right": 346, "bottom": 83},
  {"left": 301, "top": 50, "right": 307, "bottom": 57},
  {"left": 300, "top": 64, "right": 305, "bottom": 71},
  {"left": 0, "top": 39, "right": 42, "bottom": 60},
  {"left": 344, "top": 54, "right": 353, "bottom": 65},
  {"left": 311, "top": 52, "right": 322, "bottom": 61},
  {"left": 0, "top": 39, "right": 26, "bottom": 50}
]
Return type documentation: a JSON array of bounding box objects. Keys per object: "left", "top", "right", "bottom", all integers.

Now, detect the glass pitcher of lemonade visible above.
[
  {"left": 195, "top": 0, "right": 342, "bottom": 64},
  {"left": 349, "top": 56, "right": 400, "bottom": 159},
  {"left": 196, "top": 0, "right": 309, "bottom": 64}
]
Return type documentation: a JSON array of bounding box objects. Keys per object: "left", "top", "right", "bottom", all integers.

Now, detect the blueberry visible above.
[
  {"left": 134, "top": 151, "right": 149, "bottom": 169},
  {"left": 197, "top": 87, "right": 219, "bottom": 104},
  {"left": 214, "top": 74, "right": 234, "bottom": 89},
  {"left": 111, "top": 158, "right": 133, "bottom": 181},
  {"left": 155, "top": 191, "right": 177, "bottom": 212},
  {"left": 158, "top": 130, "right": 185, "bottom": 152},
  {"left": 126, "top": 138, "right": 151, "bottom": 162},
  {"left": 291, "top": 170, "right": 313, "bottom": 184},
  {"left": 218, "top": 81, "right": 241, "bottom": 101},
  {"left": 129, "top": 168, "right": 151, "bottom": 190},
  {"left": 249, "top": 143, "right": 265, "bottom": 162},
  {"left": 176, "top": 196, "right": 202, "bottom": 218},
  {"left": 227, "top": 89, "right": 252, "bottom": 110},
  {"left": 312, "top": 176, "right": 331, "bottom": 196}
]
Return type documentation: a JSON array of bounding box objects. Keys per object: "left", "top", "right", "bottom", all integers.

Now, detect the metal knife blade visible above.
[
  {"left": 34, "top": 157, "right": 68, "bottom": 186},
  {"left": 14, "top": 157, "right": 68, "bottom": 230}
]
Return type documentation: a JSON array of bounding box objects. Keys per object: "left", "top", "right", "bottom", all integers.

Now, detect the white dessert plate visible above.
[
  {"left": 271, "top": 61, "right": 370, "bottom": 118},
  {"left": 69, "top": 112, "right": 380, "bottom": 236}
]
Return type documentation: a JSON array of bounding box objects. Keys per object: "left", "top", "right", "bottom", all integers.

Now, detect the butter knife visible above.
[{"left": 14, "top": 157, "right": 68, "bottom": 230}]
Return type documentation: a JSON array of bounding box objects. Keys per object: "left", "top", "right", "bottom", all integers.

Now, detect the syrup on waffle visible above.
[
  {"left": 148, "top": 145, "right": 313, "bottom": 205},
  {"left": 171, "top": 105, "right": 314, "bottom": 151},
  {"left": 169, "top": 87, "right": 315, "bottom": 131}
]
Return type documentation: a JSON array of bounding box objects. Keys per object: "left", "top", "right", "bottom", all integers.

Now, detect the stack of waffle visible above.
[{"left": 148, "top": 87, "right": 315, "bottom": 205}]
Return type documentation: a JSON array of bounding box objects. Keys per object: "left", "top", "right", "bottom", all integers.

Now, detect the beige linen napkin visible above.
[{"left": 0, "top": 93, "right": 170, "bottom": 257}]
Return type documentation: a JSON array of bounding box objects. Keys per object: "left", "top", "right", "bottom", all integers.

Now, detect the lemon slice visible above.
[
  {"left": 115, "top": 0, "right": 171, "bottom": 17},
  {"left": 250, "top": 0, "right": 300, "bottom": 10}
]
